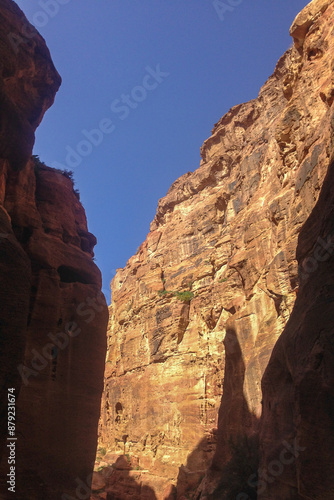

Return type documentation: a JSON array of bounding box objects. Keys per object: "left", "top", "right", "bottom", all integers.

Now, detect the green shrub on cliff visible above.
[
  {"left": 32, "top": 156, "right": 81, "bottom": 200},
  {"left": 158, "top": 289, "right": 194, "bottom": 302},
  {"left": 32, "top": 154, "right": 46, "bottom": 170},
  {"left": 173, "top": 290, "right": 194, "bottom": 302}
]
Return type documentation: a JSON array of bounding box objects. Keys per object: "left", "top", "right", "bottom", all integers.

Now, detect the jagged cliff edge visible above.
[{"left": 97, "top": 1, "right": 334, "bottom": 499}]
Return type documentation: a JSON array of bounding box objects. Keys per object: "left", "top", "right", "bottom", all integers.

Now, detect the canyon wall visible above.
[
  {"left": 0, "top": 2, "right": 108, "bottom": 499},
  {"left": 98, "top": 0, "right": 334, "bottom": 498},
  {"left": 259, "top": 3, "right": 334, "bottom": 497},
  {"left": 259, "top": 130, "right": 334, "bottom": 500}
]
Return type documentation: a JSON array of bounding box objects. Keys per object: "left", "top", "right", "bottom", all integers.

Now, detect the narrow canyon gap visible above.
[{"left": 1, "top": 1, "right": 334, "bottom": 500}]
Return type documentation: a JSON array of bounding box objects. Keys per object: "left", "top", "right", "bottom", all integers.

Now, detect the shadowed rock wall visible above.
[
  {"left": 260, "top": 18, "right": 334, "bottom": 499},
  {"left": 0, "top": 2, "right": 108, "bottom": 498}
]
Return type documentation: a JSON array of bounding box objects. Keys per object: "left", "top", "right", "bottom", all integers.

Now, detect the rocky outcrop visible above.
[
  {"left": 0, "top": 2, "right": 108, "bottom": 499},
  {"left": 259, "top": 4, "right": 334, "bottom": 499},
  {"left": 98, "top": 0, "right": 334, "bottom": 498}
]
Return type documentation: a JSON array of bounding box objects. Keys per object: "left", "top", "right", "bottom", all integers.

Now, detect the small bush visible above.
[
  {"left": 60, "top": 169, "right": 74, "bottom": 180},
  {"left": 73, "top": 188, "right": 80, "bottom": 200},
  {"left": 173, "top": 291, "right": 194, "bottom": 302},
  {"left": 32, "top": 154, "right": 46, "bottom": 170},
  {"left": 32, "top": 157, "right": 80, "bottom": 201},
  {"left": 158, "top": 289, "right": 194, "bottom": 302}
]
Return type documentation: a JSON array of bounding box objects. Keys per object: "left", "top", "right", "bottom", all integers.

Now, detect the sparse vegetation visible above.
[
  {"left": 219, "top": 277, "right": 228, "bottom": 283},
  {"left": 60, "top": 169, "right": 74, "bottom": 180},
  {"left": 98, "top": 446, "right": 107, "bottom": 456},
  {"left": 158, "top": 289, "right": 194, "bottom": 302},
  {"left": 32, "top": 156, "right": 80, "bottom": 199},
  {"left": 174, "top": 291, "right": 194, "bottom": 302},
  {"left": 32, "top": 154, "right": 46, "bottom": 171}
]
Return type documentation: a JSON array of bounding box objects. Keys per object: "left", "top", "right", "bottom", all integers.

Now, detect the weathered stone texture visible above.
[
  {"left": 259, "top": 2, "right": 334, "bottom": 498},
  {"left": 98, "top": 0, "right": 334, "bottom": 498},
  {"left": 0, "top": 2, "right": 108, "bottom": 498}
]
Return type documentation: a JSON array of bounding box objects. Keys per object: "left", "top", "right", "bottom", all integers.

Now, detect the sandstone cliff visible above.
[
  {"left": 98, "top": 0, "right": 334, "bottom": 498},
  {"left": 259, "top": 3, "right": 334, "bottom": 498},
  {"left": 0, "top": 2, "right": 108, "bottom": 499}
]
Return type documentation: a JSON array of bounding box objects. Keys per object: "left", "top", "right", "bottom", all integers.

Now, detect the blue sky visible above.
[{"left": 16, "top": 0, "right": 307, "bottom": 300}]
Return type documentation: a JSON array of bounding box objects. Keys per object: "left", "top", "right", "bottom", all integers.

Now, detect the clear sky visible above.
[{"left": 16, "top": 0, "right": 307, "bottom": 300}]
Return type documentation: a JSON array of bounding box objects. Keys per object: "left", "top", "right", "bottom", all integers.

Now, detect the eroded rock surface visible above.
[
  {"left": 98, "top": 0, "right": 334, "bottom": 498},
  {"left": 259, "top": 4, "right": 334, "bottom": 497},
  {"left": 260, "top": 152, "right": 334, "bottom": 500},
  {"left": 0, "top": 2, "right": 108, "bottom": 498}
]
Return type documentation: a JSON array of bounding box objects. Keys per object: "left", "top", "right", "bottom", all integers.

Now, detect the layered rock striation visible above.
[
  {"left": 98, "top": 0, "right": 334, "bottom": 498},
  {"left": 0, "top": 2, "right": 108, "bottom": 498},
  {"left": 260, "top": 134, "right": 334, "bottom": 500},
  {"left": 259, "top": 4, "right": 334, "bottom": 499}
]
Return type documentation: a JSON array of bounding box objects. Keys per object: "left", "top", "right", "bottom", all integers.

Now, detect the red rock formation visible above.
[
  {"left": 98, "top": 1, "right": 334, "bottom": 498},
  {"left": 0, "top": 2, "right": 108, "bottom": 498},
  {"left": 260, "top": 156, "right": 334, "bottom": 500},
  {"left": 259, "top": 3, "right": 334, "bottom": 498}
]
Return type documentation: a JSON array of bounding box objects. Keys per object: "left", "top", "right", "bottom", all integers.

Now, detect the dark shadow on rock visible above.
[
  {"left": 171, "top": 325, "right": 260, "bottom": 500},
  {"left": 92, "top": 456, "right": 158, "bottom": 500},
  {"left": 259, "top": 154, "right": 334, "bottom": 498},
  {"left": 202, "top": 325, "right": 260, "bottom": 499},
  {"left": 163, "top": 434, "right": 217, "bottom": 500}
]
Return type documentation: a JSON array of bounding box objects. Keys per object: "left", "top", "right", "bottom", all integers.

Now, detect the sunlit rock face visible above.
[
  {"left": 0, "top": 2, "right": 108, "bottom": 498},
  {"left": 259, "top": 2, "right": 334, "bottom": 499},
  {"left": 98, "top": 0, "right": 334, "bottom": 498}
]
